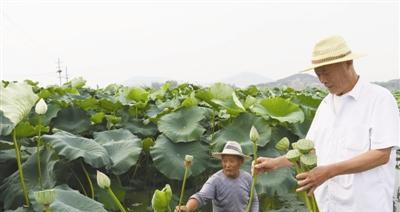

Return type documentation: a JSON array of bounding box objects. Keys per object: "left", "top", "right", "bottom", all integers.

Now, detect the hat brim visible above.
[
  {"left": 212, "top": 152, "right": 251, "bottom": 160},
  {"left": 301, "top": 52, "right": 366, "bottom": 72}
]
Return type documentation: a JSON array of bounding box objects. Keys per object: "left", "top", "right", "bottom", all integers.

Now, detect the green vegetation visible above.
[{"left": 0, "top": 78, "right": 356, "bottom": 212}]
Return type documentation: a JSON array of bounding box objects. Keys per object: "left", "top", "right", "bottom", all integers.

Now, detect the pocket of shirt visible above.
[{"left": 341, "top": 125, "right": 371, "bottom": 157}]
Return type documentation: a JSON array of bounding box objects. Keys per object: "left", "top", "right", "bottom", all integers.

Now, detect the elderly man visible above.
[
  {"left": 175, "top": 141, "right": 259, "bottom": 212},
  {"left": 254, "top": 35, "right": 399, "bottom": 211}
]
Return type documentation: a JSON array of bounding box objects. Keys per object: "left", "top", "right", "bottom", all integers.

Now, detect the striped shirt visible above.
[{"left": 190, "top": 170, "right": 259, "bottom": 212}]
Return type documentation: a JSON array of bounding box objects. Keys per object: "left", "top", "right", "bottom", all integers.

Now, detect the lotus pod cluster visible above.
[{"left": 274, "top": 138, "right": 319, "bottom": 212}]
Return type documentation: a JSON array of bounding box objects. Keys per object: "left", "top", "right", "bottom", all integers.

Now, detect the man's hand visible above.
[
  {"left": 253, "top": 156, "right": 292, "bottom": 175},
  {"left": 252, "top": 157, "right": 274, "bottom": 175},
  {"left": 174, "top": 205, "right": 189, "bottom": 212},
  {"left": 296, "top": 165, "right": 332, "bottom": 195}
]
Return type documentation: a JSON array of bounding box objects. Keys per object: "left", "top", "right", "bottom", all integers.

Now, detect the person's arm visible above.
[
  {"left": 175, "top": 198, "right": 199, "bottom": 212},
  {"left": 297, "top": 147, "right": 392, "bottom": 195},
  {"left": 175, "top": 174, "right": 218, "bottom": 211},
  {"left": 253, "top": 155, "right": 292, "bottom": 174}
]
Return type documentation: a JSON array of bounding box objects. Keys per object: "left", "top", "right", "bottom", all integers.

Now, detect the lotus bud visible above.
[
  {"left": 152, "top": 184, "right": 172, "bottom": 212},
  {"left": 34, "top": 189, "right": 56, "bottom": 206},
  {"left": 35, "top": 98, "right": 48, "bottom": 115},
  {"left": 296, "top": 139, "right": 315, "bottom": 154},
  {"left": 184, "top": 154, "right": 193, "bottom": 167},
  {"left": 285, "top": 149, "right": 301, "bottom": 163},
  {"left": 249, "top": 126, "right": 260, "bottom": 143},
  {"left": 275, "top": 137, "right": 290, "bottom": 152},
  {"left": 96, "top": 170, "right": 111, "bottom": 189}
]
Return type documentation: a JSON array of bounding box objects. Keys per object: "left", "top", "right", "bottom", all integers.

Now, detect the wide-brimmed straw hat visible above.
[
  {"left": 302, "top": 35, "right": 365, "bottom": 71},
  {"left": 212, "top": 141, "right": 251, "bottom": 160}
]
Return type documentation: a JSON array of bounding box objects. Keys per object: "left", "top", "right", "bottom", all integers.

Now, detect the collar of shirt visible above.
[{"left": 323, "top": 75, "right": 366, "bottom": 105}]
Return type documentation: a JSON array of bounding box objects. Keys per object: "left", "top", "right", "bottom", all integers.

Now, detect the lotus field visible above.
[{"left": 0, "top": 78, "right": 398, "bottom": 212}]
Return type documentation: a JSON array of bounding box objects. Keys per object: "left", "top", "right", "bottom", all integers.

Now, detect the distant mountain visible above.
[
  {"left": 374, "top": 79, "right": 400, "bottom": 91},
  {"left": 214, "top": 72, "right": 273, "bottom": 87},
  {"left": 122, "top": 76, "right": 171, "bottom": 87},
  {"left": 259, "top": 73, "right": 323, "bottom": 90}
]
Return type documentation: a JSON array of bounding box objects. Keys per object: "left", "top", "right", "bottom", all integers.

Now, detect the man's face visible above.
[
  {"left": 221, "top": 155, "right": 243, "bottom": 178},
  {"left": 314, "top": 61, "right": 352, "bottom": 95}
]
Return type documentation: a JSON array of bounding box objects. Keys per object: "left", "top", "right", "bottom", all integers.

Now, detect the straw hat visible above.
[
  {"left": 302, "top": 35, "right": 365, "bottom": 71},
  {"left": 212, "top": 141, "right": 251, "bottom": 160}
]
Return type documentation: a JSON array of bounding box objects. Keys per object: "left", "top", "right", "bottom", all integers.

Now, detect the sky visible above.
[{"left": 1, "top": 0, "right": 399, "bottom": 88}]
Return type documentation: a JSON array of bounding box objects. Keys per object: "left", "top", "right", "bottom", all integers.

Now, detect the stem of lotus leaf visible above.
[
  {"left": 81, "top": 161, "right": 94, "bottom": 199},
  {"left": 37, "top": 128, "right": 43, "bottom": 189},
  {"left": 13, "top": 130, "right": 30, "bottom": 207}
]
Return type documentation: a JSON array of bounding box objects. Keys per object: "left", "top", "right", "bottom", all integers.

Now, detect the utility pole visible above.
[
  {"left": 56, "top": 58, "right": 62, "bottom": 86},
  {"left": 65, "top": 65, "right": 69, "bottom": 82}
]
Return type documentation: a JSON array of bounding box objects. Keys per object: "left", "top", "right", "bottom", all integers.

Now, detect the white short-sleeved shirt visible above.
[{"left": 307, "top": 77, "right": 400, "bottom": 212}]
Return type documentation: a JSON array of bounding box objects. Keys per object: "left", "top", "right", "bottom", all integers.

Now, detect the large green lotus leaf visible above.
[
  {"left": 0, "top": 111, "right": 14, "bottom": 136},
  {"left": 211, "top": 92, "right": 246, "bottom": 116},
  {"left": 150, "top": 135, "right": 209, "bottom": 180},
  {"left": 4, "top": 207, "right": 35, "bottom": 212},
  {"left": 98, "top": 99, "right": 123, "bottom": 113},
  {"left": 126, "top": 87, "right": 149, "bottom": 102},
  {"left": 292, "top": 94, "right": 322, "bottom": 109},
  {"left": 52, "top": 106, "right": 91, "bottom": 134},
  {"left": 42, "top": 131, "right": 111, "bottom": 168},
  {"left": 121, "top": 117, "right": 158, "bottom": 138},
  {"left": 0, "top": 148, "right": 57, "bottom": 209},
  {"left": 212, "top": 113, "right": 272, "bottom": 154},
  {"left": 195, "top": 83, "right": 233, "bottom": 108},
  {"left": 209, "top": 83, "right": 234, "bottom": 100},
  {"left": 158, "top": 107, "right": 206, "bottom": 143},
  {"left": 0, "top": 82, "right": 38, "bottom": 135},
  {"left": 242, "top": 147, "right": 297, "bottom": 196},
  {"left": 289, "top": 107, "right": 316, "bottom": 138},
  {"left": 0, "top": 140, "right": 14, "bottom": 150},
  {"left": 252, "top": 97, "right": 305, "bottom": 123},
  {"left": 73, "top": 97, "right": 98, "bottom": 111},
  {"left": 29, "top": 103, "right": 62, "bottom": 126},
  {"left": 93, "top": 129, "right": 142, "bottom": 175},
  {"left": 66, "top": 77, "right": 87, "bottom": 89},
  {"left": 28, "top": 184, "right": 107, "bottom": 212}
]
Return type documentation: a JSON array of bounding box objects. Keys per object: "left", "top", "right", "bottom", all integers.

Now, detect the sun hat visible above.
[
  {"left": 212, "top": 141, "right": 251, "bottom": 160},
  {"left": 302, "top": 35, "right": 365, "bottom": 71}
]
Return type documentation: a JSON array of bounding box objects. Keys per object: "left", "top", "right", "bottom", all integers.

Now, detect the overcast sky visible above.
[{"left": 1, "top": 0, "right": 399, "bottom": 87}]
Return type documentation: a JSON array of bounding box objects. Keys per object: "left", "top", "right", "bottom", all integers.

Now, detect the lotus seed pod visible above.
[
  {"left": 300, "top": 153, "right": 317, "bottom": 170},
  {"left": 286, "top": 149, "right": 301, "bottom": 163},
  {"left": 34, "top": 189, "right": 56, "bottom": 206},
  {"left": 185, "top": 155, "right": 193, "bottom": 162},
  {"left": 296, "top": 139, "right": 315, "bottom": 154},
  {"left": 35, "top": 98, "right": 48, "bottom": 115},
  {"left": 275, "top": 137, "right": 290, "bottom": 151},
  {"left": 292, "top": 142, "right": 299, "bottom": 150},
  {"left": 96, "top": 170, "right": 111, "bottom": 189}
]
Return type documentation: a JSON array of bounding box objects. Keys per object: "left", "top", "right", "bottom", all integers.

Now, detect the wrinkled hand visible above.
[
  {"left": 296, "top": 165, "right": 332, "bottom": 195},
  {"left": 252, "top": 157, "right": 276, "bottom": 175},
  {"left": 175, "top": 205, "right": 188, "bottom": 212}
]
